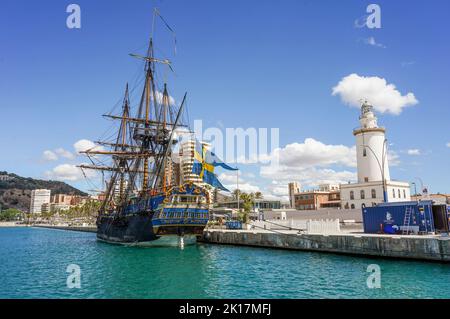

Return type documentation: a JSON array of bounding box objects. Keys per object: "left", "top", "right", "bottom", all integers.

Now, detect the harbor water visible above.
[{"left": 1, "top": 227, "right": 450, "bottom": 299}]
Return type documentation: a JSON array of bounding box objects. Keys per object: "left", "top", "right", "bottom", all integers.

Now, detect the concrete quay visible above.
[{"left": 200, "top": 229, "right": 450, "bottom": 263}]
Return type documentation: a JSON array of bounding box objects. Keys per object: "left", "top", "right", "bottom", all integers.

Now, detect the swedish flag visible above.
[{"left": 192, "top": 141, "right": 236, "bottom": 191}]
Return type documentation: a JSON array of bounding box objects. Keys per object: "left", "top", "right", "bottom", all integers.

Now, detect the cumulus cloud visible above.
[
  {"left": 261, "top": 165, "right": 356, "bottom": 188},
  {"left": 42, "top": 150, "right": 58, "bottom": 161},
  {"left": 220, "top": 172, "right": 261, "bottom": 194},
  {"left": 266, "top": 183, "right": 289, "bottom": 197},
  {"left": 269, "top": 138, "right": 356, "bottom": 169},
  {"left": 259, "top": 138, "right": 357, "bottom": 188},
  {"left": 55, "top": 148, "right": 75, "bottom": 160},
  {"left": 74, "top": 139, "right": 103, "bottom": 154},
  {"left": 154, "top": 91, "right": 176, "bottom": 106},
  {"left": 407, "top": 149, "right": 421, "bottom": 156},
  {"left": 363, "top": 36, "right": 386, "bottom": 48},
  {"left": 42, "top": 148, "right": 75, "bottom": 161},
  {"left": 387, "top": 150, "right": 400, "bottom": 166},
  {"left": 224, "top": 182, "right": 260, "bottom": 194},
  {"left": 332, "top": 73, "right": 418, "bottom": 115},
  {"left": 45, "top": 163, "right": 96, "bottom": 182},
  {"left": 218, "top": 172, "right": 238, "bottom": 184}
]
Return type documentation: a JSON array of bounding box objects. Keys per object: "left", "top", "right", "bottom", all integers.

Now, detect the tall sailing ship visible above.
[{"left": 78, "top": 12, "right": 218, "bottom": 247}]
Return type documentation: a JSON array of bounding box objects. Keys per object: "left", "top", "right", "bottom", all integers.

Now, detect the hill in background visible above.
[{"left": 0, "top": 171, "right": 87, "bottom": 212}]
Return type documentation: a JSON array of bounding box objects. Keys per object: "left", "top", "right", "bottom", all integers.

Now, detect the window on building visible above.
[
  {"left": 363, "top": 148, "right": 367, "bottom": 157},
  {"left": 364, "top": 177, "right": 369, "bottom": 182},
  {"left": 351, "top": 204, "right": 355, "bottom": 209},
  {"left": 350, "top": 191, "right": 354, "bottom": 200},
  {"left": 398, "top": 189, "right": 401, "bottom": 198},
  {"left": 360, "top": 190, "right": 365, "bottom": 199},
  {"left": 392, "top": 189, "right": 395, "bottom": 198},
  {"left": 371, "top": 189, "right": 376, "bottom": 199},
  {"left": 403, "top": 189, "right": 406, "bottom": 198}
]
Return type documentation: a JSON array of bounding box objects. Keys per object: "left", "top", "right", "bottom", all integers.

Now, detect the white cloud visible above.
[
  {"left": 266, "top": 183, "right": 289, "bottom": 197},
  {"left": 363, "top": 36, "right": 386, "bottom": 48},
  {"left": 45, "top": 163, "right": 96, "bottom": 182},
  {"left": 407, "top": 149, "right": 421, "bottom": 156},
  {"left": 259, "top": 138, "right": 357, "bottom": 188},
  {"left": 42, "top": 150, "right": 58, "bottom": 161},
  {"left": 55, "top": 148, "right": 75, "bottom": 160},
  {"left": 263, "top": 194, "right": 290, "bottom": 203},
  {"left": 269, "top": 138, "right": 356, "bottom": 169},
  {"left": 154, "top": 91, "right": 176, "bottom": 106},
  {"left": 261, "top": 165, "right": 356, "bottom": 188},
  {"left": 74, "top": 139, "right": 103, "bottom": 154},
  {"left": 387, "top": 150, "right": 400, "bottom": 166},
  {"left": 332, "top": 73, "right": 418, "bottom": 115},
  {"left": 225, "top": 182, "right": 260, "bottom": 194},
  {"left": 218, "top": 172, "right": 238, "bottom": 184},
  {"left": 447, "top": 142, "right": 450, "bottom": 148}
]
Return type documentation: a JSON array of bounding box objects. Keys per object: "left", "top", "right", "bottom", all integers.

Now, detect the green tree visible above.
[
  {"left": 0, "top": 208, "right": 22, "bottom": 221},
  {"left": 237, "top": 192, "right": 255, "bottom": 224}
]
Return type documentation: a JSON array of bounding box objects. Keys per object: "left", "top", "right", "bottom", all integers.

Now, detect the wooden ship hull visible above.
[{"left": 96, "top": 184, "right": 210, "bottom": 246}]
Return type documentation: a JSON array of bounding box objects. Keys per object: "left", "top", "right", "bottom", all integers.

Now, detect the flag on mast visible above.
[{"left": 192, "top": 140, "right": 236, "bottom": 191}]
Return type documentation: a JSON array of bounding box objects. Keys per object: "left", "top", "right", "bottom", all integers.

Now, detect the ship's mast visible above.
[
  {"left": 119, "top": 84, "right": 130, "bottom": 201},
  {"left": 79, "top": 10, "right": 188, "bottom": 216}
]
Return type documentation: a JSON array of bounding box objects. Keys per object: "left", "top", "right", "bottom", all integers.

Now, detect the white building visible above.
[
  {"left": 179, "top": 140, "right": 210, "bottom": 185},
  {"left": 318, "top": 183, "right": 340, "bottom": 192},
  {"left": 340, "top": 101, "right": 410, "bottom": 209},
  {"left": 29, "top": 189, "right": 51, "bottom": 214}
]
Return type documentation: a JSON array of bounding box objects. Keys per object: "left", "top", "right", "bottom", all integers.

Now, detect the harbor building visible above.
[
  {"left": 29, "top": 189, "right": 51, "bottom": 214},
  {"left": 411, "top": 193, "right": 450, "bottom": 205},
  {"left": 215, "top": 198, "right": 282, "bottom": 211},
  {"left": 51, "top": 194, "right": 73, "bottom": 205},
  {"left": 288, "top": 182, "right": 300, "bottom": 208},
  {"left": 292, "top": 184, "right": 341, "bottom": 210},
  {"left": 340, "top": 101, "right": 410, "bottom": 209}
]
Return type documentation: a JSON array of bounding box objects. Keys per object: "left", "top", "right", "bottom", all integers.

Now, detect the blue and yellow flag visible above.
[{"left": 192, "top": 141, "right": 237, "bottom": 192}]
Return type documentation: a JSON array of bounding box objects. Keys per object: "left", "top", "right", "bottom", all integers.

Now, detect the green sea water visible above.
[{"left": 0, "top": 227, "right": 449, "bottom": 299}]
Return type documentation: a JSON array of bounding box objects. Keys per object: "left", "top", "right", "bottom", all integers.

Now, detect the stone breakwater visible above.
[{"left": 200, "top": 229, "right": 450, "bottom": 262}]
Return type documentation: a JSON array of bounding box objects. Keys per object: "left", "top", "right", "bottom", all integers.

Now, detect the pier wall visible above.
[{"left": 201, "top": 230, "right": 450, "bottom": 262}]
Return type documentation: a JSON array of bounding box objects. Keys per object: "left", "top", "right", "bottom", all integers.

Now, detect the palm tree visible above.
[
  {"left": 238, "top": 192, "right": 255, "bottom": 224},
  {"left": 254, "top": 191, "right": 263, "bottom": 199}
]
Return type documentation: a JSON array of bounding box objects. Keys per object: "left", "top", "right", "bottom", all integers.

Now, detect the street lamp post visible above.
[
  {"left": 411, "top": 182, "right": 417, "bottom": 197},
  {"left": 362, "top": 138, "right": 388, "bottom": 203}
]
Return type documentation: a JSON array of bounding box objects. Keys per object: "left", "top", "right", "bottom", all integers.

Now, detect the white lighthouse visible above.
[
  {"left": 353, "top": 101, "right": 390, "bottom": 183},
  {"left": 340, "top": 101, "right": 411, "bottom": 209}
]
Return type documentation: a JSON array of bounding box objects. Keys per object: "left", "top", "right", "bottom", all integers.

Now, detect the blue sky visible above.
[{"left": 0, "top": 0, "right": 449, "bottom": 199}]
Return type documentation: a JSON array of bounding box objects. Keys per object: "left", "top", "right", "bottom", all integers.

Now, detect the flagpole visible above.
[{"left": 237, "top": 169, "right": 240, "bottom": 212}]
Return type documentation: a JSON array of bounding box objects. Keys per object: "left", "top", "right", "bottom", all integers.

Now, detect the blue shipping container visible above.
[{"left": 362, "top": 201, "right": 435, "bottom": 234}]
